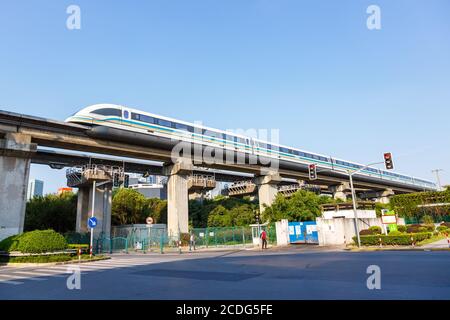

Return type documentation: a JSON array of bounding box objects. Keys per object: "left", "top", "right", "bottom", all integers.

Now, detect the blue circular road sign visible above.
[{"left": 88, "top": 217, "right": 98, "bottom": 228}]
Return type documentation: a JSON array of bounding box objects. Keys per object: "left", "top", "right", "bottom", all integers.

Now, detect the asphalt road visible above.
[{"left": 1, "top": 247, "right": 449, "bottom": 300}]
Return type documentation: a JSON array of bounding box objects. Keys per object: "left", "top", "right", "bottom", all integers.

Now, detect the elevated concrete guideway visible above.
[
  {"left": 0, "top": 110, "right": 430, "bottom": 193},
  {"left": 0, "top": 109, "right": 433, "bottom": 239}
]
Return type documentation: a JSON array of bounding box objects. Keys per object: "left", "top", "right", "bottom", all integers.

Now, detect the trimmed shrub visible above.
[
  {"left": 353, "top": 232, "right": 432, "bottom": 246},
  {"left": 423, "top": 224, "right": 435, "bottom": 232},
  {"left": 388, "top": 230, "right": 403, "bottom": 236},
  {"left": 15, "top": 230, "right": 67, "bottom": 253},
  {"left": 406, "top": 224, "right": 422, "bottom": 233},
  {"left": 369, "top": 226, "right": 382, "bottom": 234},
  {"left": 64, "top": 231, "right": 90, "bottom": 245},
  {"left": 359, "top": 229, "right": 375, "bottom": 236},
  {"left": 441, "top": 222, "right": 450, "bottom": 229},
  {"left": 437, "top": 226, "right": 448, "bottom": 233},
  {"left": 359, "top": 226, "right": 382, "bottom": 236},
  {"left": 421, "top": 215, "right": 434, "bottom": 224},
  {"left": 397, "top": 225, "right": 407, "bottom": 233},
  {"left": 0, "top": 235, "right": 21, "bottom": 252},
  {"left": 180, "top": 233, "right": 190, "bottom": 246}
]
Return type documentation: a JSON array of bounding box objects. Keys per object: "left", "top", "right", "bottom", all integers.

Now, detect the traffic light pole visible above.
[
  {"left": 317, "top": 161, "right": 384, "bottom": 248},
  {"left": 347, "top": 162, "right": 384, "bottom": 247}
]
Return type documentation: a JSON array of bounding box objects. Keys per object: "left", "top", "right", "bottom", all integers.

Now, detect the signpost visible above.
[
  {"left": 88, "top": 216, "right": 97, "bottom": 258},
  {"left": 382, "top": 210, "right": 398, "bottom": 233},
  {"left": 89, "top": 180, "right": 97, "bottom": 258}
]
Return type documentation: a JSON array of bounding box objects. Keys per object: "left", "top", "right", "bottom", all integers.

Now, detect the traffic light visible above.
[
  {"left": 308, "top": 164, "right": 317, "bottom": 180},
  {"left": 113, "top": 172, "right": 120, "bottom": 187},
  {"left": 384, "top": 152, "right": 394, "bottom": 170},
  {"left": 124, "top": 174, "right": 129, "bottom": 188}
]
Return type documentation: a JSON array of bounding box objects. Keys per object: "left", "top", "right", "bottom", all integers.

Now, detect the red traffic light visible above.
[{"left": 384, "top": 152, "right": 394, "bottom": 170}]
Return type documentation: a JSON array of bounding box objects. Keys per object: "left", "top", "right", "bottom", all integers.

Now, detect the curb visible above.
[{"left": 344, "top": 247, "right": 450, "bottom": 252}]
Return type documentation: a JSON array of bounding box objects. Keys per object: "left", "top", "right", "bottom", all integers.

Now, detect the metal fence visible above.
[
  {"left": 93, "top": 224, "right": 276, "bottom": 254},
  {"left": 191, "top": 227, "right": 253, "bottom": 248},
  {"left": 405, "top": 215, "right": 450, "bottom": 224}
]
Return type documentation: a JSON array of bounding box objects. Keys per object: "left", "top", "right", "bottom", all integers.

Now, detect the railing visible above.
[
  {"left": 95, "top": 225, "right": 274, "bottom": 254},
  {"left": 65, "top": 164, "right": 124, "bottom": 187}
]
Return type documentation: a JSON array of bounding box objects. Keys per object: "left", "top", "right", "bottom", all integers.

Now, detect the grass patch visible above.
[{"left": 417, "top": 234, "right": 446, "bottom": 246}]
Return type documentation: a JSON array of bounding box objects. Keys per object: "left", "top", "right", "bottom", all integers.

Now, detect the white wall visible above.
[
  {"left": 316, "top": 217, "right": 384, "bottom": 246},
  {"left": 322, "top": 209, "right": 377, "bottom": 219},
  {"left": 275, "top": 219, "right": 290, "bottom": 246}
]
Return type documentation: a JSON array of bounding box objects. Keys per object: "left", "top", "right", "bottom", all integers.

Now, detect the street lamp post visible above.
[
  {"left": 317, "top": 161, "right": 385, "bottom": 248},
  {"left": 349, "top": 171, "right": 361, "bottom": 247},
  {"left": 347, "top": 162, "right": 384, "bottom": 247}
]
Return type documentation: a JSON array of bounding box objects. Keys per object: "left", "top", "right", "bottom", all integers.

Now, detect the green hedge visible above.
[
  {"left": 0, "top": 235, "right": 21, "bottom": 252},
  {"left": 0, "top": 230, "right": 67, "bottom": 253},
  {"left": 0, "top": 254, "right": 73, "bottom": 264},
  {"left": 353, "top": 232, "right": 432, "bottom": 246},
  {"left": 64, "top": 231, "right": 90, "bottom": 245}
]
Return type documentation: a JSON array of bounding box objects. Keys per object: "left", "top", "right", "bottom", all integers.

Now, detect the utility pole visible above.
[{"left": 432, "top": 169, "right": 443, "bottom": 191}]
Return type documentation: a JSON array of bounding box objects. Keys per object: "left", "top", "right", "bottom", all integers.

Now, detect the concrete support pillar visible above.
[
  {"left": 255, "top": 172, "right": 282, "bottom": 213},
  {"left": 76, "top": 187, "right": 90, "bottom": 233},
  {"left": 0, "top": 133, "right": 36, "bottom": 241},
  {"left": 163, "top": 160, "right": 193, "bottom": 238},
  {"left": 329, "top": 183, "right": 350, "bottom": 202},
  {"left": 75, "top": 183, "right": 112, "bottom": 239},
  {"left": 377, "top": 189, "right": 395, "bottom": 204}
]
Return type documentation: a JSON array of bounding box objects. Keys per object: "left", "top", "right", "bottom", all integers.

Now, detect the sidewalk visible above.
[{"left": 422, "top": 239, "right": 450, "bottom": 249}]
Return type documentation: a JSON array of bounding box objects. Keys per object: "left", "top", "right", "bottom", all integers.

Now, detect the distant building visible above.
[
  {"left": 27, "top": 179, "right": 44, "bottom": 200},
  {"left": 57, "top": 187, "right": 73, "bottom": 195},
  {"left": 129, "top": 183, "right": 167, "bottom": 200},
  {"left": 126, "top": 174, "right": 167, "bottom": 199}
]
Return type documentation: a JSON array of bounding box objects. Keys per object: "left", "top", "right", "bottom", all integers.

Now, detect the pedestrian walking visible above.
[
  {"left": 260, "top": 229, "right": 268, "bottom": 250},
  {"left": 189, "top": 232, "right": 196, "bottom": 251}
]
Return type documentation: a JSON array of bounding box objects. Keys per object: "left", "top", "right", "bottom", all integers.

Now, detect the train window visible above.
[
  {"left": 174, "top": 123, "right": 191, "bottom": 132},
  {"left": 158, "top": 119, "right": 172, "bottom": 128},
  {"left": 224, "top": 134, "right": 234, "bottom": 142},
  {"left": 132, "top": 113, "right": 155, "bottom": 124},
  {"left": 280, "top": 147, "right": 289, "bottom": 153},
  {"left": 236, "top": 137, "right": 246, "bottom": 145},
  {"left": 91, "top": 108, "right": 122, "bottom": 117},
  {"left": 123, "top": 110, "right": 129, "bottom": 119}
]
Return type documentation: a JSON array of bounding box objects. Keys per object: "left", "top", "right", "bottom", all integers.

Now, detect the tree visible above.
[
  {"left": 207, "top": 205, "right": 232, "bottom": 227},
  {"left": 146, "top": 197, "right": 167, "bottom": 224},
  {"left": 111, "top": 188, "right": 150, "bottom": 225},
  {"left": 24, "top": 192, "right": 77, "bottom": 233},
  {"left": 230, "top": 204, "right": 256, "bottom": 226},
  {"left": 262, "top": 190, "right": 329, "bottom": 223}
]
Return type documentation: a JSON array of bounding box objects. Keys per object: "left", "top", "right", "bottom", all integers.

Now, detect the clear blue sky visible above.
[{"left": 1, "top": 0, "right": 449, "bottom": 194}]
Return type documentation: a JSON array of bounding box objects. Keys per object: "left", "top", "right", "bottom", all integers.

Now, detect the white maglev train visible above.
[{"left": 66, "top": 104, "right": 437, "bottom": 190}]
